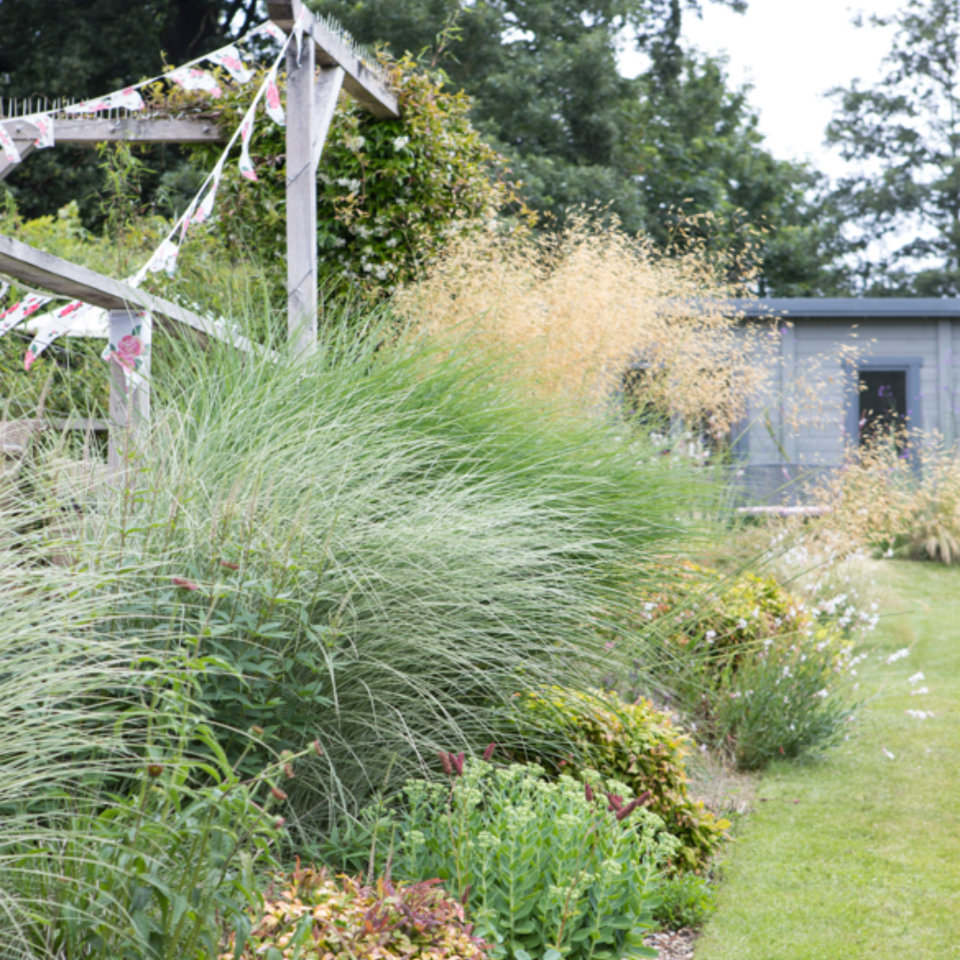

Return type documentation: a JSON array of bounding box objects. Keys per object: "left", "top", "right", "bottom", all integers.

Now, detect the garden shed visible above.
[{"left": 731, "top": 298, "right": 960, "bottom": 503}]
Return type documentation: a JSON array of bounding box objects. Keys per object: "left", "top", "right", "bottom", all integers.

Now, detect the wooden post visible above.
[
  {"left": 286, "top": 37, "right": 319, "bottom": 354},
  {"left": 106, "top": 309, "right": 151, "bottom": 478}
]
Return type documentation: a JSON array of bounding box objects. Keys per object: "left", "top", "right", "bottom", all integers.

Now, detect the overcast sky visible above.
[{"left": 619, "top": 0, "right": 904, "bottom": 180}]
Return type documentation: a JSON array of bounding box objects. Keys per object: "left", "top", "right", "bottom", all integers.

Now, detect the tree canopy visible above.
[{"left": 826, "top": 0, "right": 960, "bottom": 295}]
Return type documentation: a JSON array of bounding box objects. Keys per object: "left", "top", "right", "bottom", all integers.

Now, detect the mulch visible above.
[{"left": 643, "top": 929, "right": 697, "bottom": 959}]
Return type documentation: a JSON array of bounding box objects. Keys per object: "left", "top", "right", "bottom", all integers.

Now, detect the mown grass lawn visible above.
[{"left": 695, "top": 560, "right": 960, "bottom": 960}]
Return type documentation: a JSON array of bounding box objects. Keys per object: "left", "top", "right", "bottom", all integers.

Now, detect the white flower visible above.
[
  {"left": 908, "top": 671, "right": 925, "bottom": 686},
  {"left": 393, "top": 135, "right": 410, "bottom": 150},
  {"left": 906, "top": 709, "right": 934, "bottom": 720},
  {"left": 814, "top": 689, "right": 829, "bottom": 699},
  {"left": 385, "top": 237, "right": 399, "bottom": 248},
  {"left": 886, "top": 648, "right": 910, "bottom": 665},
  {"left": 705, "top": 629, "right": 716, "bottom": 643},
  {"left": 882, "top": 746, "right": 896, "bottom": 760},
  {"left": 737, "top": 618, "right": 748, "bottom": 630},
  {"left": 910, "top": 687, "right": 929, "bottom": 696}
]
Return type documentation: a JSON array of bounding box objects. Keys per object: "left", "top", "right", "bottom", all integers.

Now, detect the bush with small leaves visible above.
[
  {"left": 515, "top": 688, "right": 728, "bottom": 874},
  {"left": 223, "top": 867, "right": 488, "bottom": 960}
]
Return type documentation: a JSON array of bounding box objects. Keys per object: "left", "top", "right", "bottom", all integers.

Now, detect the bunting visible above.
[
  {"left": 238, "top": 113, "right": 258, "bottom": 181},
  {"left": 23, "top": 300, "right": 95, "bottom": 370},
  {"left": 0, "top": 125, "right": 22, "bottom": 164},
  {"left": 31, "top": 115, "right": 55, "bottom": 148},
  {"left": 169, "top": 67, "right": 223, "bottom": 98},
  {"left": 191, "top": 160, "right": 226, "bottom": 225},
  {"left": 65, "top": 87, "right": 145, "bottom": 114},
  {"left": 206, "top": 45, "right": 254, "bottom": 84},
  {"left": 264, "top": 65, "right": 286, "bottom": 127},
  {"left": 0, "top": 293, "right": 52, "bottom": 337}
]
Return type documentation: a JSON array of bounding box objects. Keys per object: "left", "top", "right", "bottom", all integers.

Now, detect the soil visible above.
[{"left": 643, "top": 929, "right": 698, "bottom": 959}]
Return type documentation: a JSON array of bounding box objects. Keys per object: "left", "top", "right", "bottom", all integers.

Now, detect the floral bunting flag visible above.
[
  {"left": 23, "top": 300, "right": 91, "bottom": 370},
  {"left": 145, "top": 238, "right": 180, "bottom": 277},
  {"left": 0, "top": 293, "right": 52, "bottom": 337},
  {"left": 191, "top": 162, "right": 225, "bottom": 225},
  {"left": 259, "top": 21, "right": 287, "bottom": 45},
  {"left": 65, "top": 87, "right": 145, "bottom": 114},
  {"left": 31, "top": 115, "right": 55, "bottom": 148},
  {"left": 169, "top": 68, "right": 222, "bottom": 98},
  {"left": 293, "top": 8, "right": 308, "bottom": 62},
  {"left": 264, "top": 66, "right": 285, "bottom": 127},
  {"left": 0, "top": 124, "right": 22, "bottom": 165},
  {"left": 206, "top": 45, "right": 254, "bottom": 84},
  {"left": 238, "top": 114, "right": 258, "bottom": 181}
]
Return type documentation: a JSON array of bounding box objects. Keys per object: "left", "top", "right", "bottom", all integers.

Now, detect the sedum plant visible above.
[
  {"left": 381, "top": 757, "right": 676, "bottom": 960},
  {"left": 515, "top": 689, "right": 728, "bottom": 874}
]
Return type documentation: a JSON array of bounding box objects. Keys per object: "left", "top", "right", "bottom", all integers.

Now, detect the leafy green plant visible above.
[
  {"left": 652, "top": 873, "right": 717, "bottom": 930},
  {"left": 174, "top": 52, "right": 525, "bottom": 300},
  {"left": 225, "top": 866, "right": 489, "bottom": 960},
  {"left": 71, "top": 308, "right": 701, "bottom": 829},
  {"left": 515, "top": 688, "right": 728, "bottom": 873},
  {"left": 380, "top": 757, "right": 675, "bottom": 960}
]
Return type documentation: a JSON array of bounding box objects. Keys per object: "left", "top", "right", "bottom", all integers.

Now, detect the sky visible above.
[{"left": 619, "top": 0, "right": 904, "bottom": 180}]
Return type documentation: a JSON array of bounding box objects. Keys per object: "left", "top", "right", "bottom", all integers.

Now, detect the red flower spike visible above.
[
  {"left": 584, "top": 783, "right": 594, "bottom": 803},
  {"left": 172, "top": 577, "right": 199, "bottom": 591},
  {"left": 438, "top": 751, "right": 453, "bottom": 775},
  {"left": 483, "top": 742, "right": 496, "bottom": 762},
  {"left": 220, "top": 560, "right": 240, "bottom": 571},
  {"left": 606, "top": 793, "right": 623, "bottom": 813},
  {"left": 452, "top": 752, "right": 465, "bottom": 776},
  {"left": 273, "top": 816, "right": 286, "bottom": 829},
  {"left": 636, "top": 789, "right": 652, "bottom": 806},
  {"left": 146, "top": 763, "right": 163, "bottom": 778},
  {"left": 616, "top": 798, "right": 641, "bottom": 821},
  {"left": 312, "top": 739, "right": 323, "bottom": 756},
  {"left": 283, "top": 763, "right": 295, "bottom": 780},
  {"left": 270, "top": 786, "right": 288, "bottom": 801}
]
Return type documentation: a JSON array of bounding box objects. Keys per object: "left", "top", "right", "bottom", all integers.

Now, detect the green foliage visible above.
[
  {"left": 0, "top": 0, "right": 261, "bottom": 226},
  {"left": 229, "top": 868, "right": 489, "bottom": 960},
  {"left": 515, "top": 688, "right": 728, "bottom": 874},
  {"left": 381, "top": 759, "right": 675, "bottom": 960},
  {"left": 629, "top": 563, "right": 860, "bottom": 769},
  {"left": 74, "top": 308, "right": 699, "bottom": 827},
  {"left": 180, "top": 55, "right": 519, "bottom": 299},
  {"left": 652, "top": 873, "right": 717, "bottom": 930},
  {"left": 0, "top": 489, "right": 295, "bottom": 960},
  {"left": 826, "top": 0, "right": 960, "bottom": 295}
]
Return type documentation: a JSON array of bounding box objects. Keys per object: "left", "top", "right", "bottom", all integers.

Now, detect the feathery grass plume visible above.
[
  {"left": 393, "top": 210, "right": 774, "bottom": 442},
  {"left": 68, "top": 298, "right": 709, "bottom": 836}
]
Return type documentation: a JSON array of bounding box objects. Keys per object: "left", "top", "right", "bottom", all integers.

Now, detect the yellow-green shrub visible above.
[
  {"left": 223, "top": 867, "right": 488, "bottom": 960},
  {"left": 517, "top": 688, "right": 728, "bottom": 873}
]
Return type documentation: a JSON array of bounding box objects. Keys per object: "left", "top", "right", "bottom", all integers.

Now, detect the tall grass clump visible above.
[
  {"left": 394, "top": 211, "right": 776, "bottom": 443},
  {"left": 68, "top": 307, "right": 709, "bottom": 836},
  {"left": 0, "top": 477, "right": 295, "bottom": 960}
]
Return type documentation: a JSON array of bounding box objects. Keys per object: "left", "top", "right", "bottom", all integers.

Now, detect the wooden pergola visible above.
[
  {"left": 0, "top": 0, "right": 399, "bottom": 473},
  {"left": 0, "top": 0, "right": 398, "bottom": 351}
]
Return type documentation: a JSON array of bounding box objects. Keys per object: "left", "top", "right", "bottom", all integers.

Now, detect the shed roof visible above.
[{"left": 732, "top": 298, "right": 960, "bottom": 319}]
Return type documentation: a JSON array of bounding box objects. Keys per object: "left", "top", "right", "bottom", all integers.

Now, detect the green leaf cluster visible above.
[
  {"left": 180, "top": 54, "right": 521, "bottom": 300},
  {"left": 515, "top": 689, "right": 727, "bottom": 874},
  {"left": 382, "top": 759, "right": 674, "bottom": 960}
]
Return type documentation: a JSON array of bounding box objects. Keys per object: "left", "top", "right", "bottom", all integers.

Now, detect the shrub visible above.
[
  {"left": 515, "top": 688, "right": 728, "bottom": 873},
  {"left": 652, "top": 874, "right": 717, "bottom": 930},
  {"left": 225, "top": 867, "right": 488, "bottom": 960},
  {"left": 72, "top": 313, "right": 701, "bottom": 829},
  {"left": 380, "top": 758, "right": 672, "bottom": 960}
]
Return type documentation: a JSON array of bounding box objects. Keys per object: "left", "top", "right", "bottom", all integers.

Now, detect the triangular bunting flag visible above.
[
  {"left": 145, "top": 238, "right": 180, "bottom": 277},
  {"left": 206, "top": 45, "right": 254, "bottom": 84},
  {"left": 31, "top": 114, "right": 55, "bottom": 148},
  {"left": 0, "top": 293, "right": 52, "bottom": 337},
  {"left": 0, "top": 124, "right": 22, "bottom": 164},
  {"left": 169, "top": 67, "right": 222, "bottom": 98},
  {"left": 191, "top": 162, "right": 225, "bottom": 225},
  {"left": 264, "top": 66, "right": 285, "bottom": 127},
  {"left": 24, "top": 300, "right": 91, "bottom": 370},
  {"left": 65, "top": 87, "right": 145, "bottom": 114},
  {"left": 238, "top": 113, "right": 258, "bottom": 181},
  {"left": 259, "top": 21, "right": 287, "bottom": 45}
]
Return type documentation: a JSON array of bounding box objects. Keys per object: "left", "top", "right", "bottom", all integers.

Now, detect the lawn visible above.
[{"left": 695, "top": 560, "right": 960, "bottom": 959}]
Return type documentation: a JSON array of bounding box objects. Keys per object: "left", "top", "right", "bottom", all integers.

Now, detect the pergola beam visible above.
[
  {"left": 265, "top": 0, "right": 399, "bottom": 119},
  {"left": 0, "top": 233, "right": 255, "bottom": 353}
]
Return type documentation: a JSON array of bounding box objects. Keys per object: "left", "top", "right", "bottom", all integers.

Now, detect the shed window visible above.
[{"left": 859, "top": 369, "right": 907, "bottom": 447}]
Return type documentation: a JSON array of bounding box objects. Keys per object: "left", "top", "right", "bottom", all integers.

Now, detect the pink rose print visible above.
[
  {"left": 267, "top": 83, "right": 281, "bottom": 111},
  {"left": 112, "top": 334, "right": 143, "bottom": 370}
]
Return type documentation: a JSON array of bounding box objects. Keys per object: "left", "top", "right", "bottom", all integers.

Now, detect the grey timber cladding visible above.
[{"left": 727, "top": 299, "right": 960, "bottom": 486}]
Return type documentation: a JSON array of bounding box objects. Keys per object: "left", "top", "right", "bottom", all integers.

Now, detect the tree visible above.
[
  {"left": 626, "top": 51, "right": 851, "bottom": 294},
  {"left": 308, "top": 0, "right": 747, "bottom": 233},
  {"left": 0, "top": 0, "right": 263, "bottom": 224},
  {"left": 826, "top": 0, "right": 960, "bottom": 295}
]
